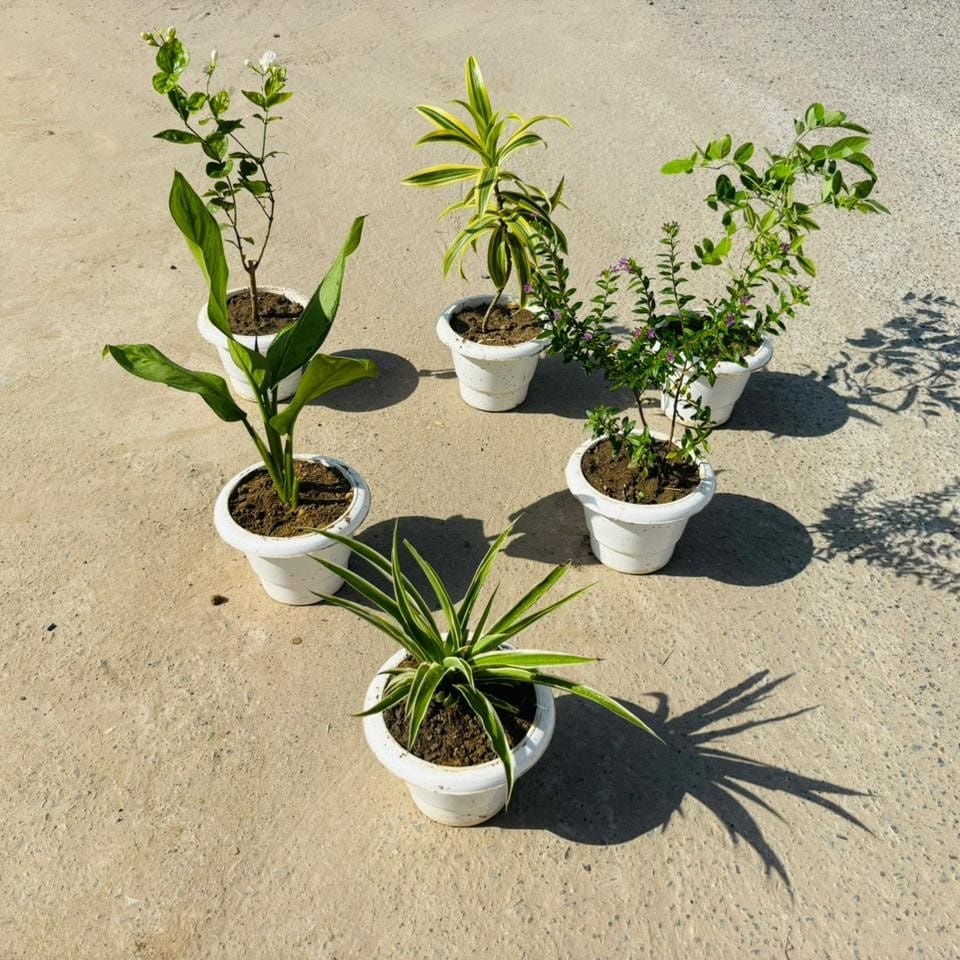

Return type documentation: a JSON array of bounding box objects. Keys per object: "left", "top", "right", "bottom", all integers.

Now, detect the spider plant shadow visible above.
[
  {"left": 811, "top": 477, "right": 960, "bottom": 594},
  {"left": 501, "top": 672, "right": 871, "bottom": 887},
  {"left": 313, "top": 349, "right": 419, "bottom": 411},
  {"left": 819, "top": 291, "right": 960, "bottom": 423}
]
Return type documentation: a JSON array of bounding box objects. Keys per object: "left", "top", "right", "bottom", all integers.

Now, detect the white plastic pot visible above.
[
  {"left": 566, "top": 432, "right": 716, "bottom": 574},
  {"left": 213, "top": 454, "right": 370, "bottom": 605},
  {"left": 197, "top": 285, "right": 309, "bottom": 402},
  {"left": 660, "top": 338, "right": 774, "bottom": 427},
  {"left": 362, "top": 648, "right": 556, "bottom": 826},
  {"left": 436, "top": 294, "right": 546, "bottom": 411}
]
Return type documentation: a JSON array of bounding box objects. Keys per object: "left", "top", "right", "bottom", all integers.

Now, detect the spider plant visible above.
[{"left": 314, "top": 523, "right": 658, "bottom": 805}]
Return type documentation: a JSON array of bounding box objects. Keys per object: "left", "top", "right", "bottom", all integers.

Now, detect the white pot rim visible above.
[
  {"left": 213, "top": 454, "right": 370, "bottom": 557},
  {"left": 362, "top": 648, "right": 555, "bottom": 794},
  {"left": 197, "top": 285, "right": 309, "bottom": 349},
  {"left": 436, "top": 294, "right": 547, "bottom": 360},
  {"left": 712, "top": 336, "right": 774, "bottom": 376},
  {"left": 566, "top": 430, "right": 716, "bottom": 523}
]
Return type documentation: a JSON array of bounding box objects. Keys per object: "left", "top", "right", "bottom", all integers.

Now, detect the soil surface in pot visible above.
[
  {"left": 385, "top": 675, "right": 536, "bottom": 766},
  {"left": 451, "top": 304, "right": 541, "bottom": 346},
  {"left": 227, "top": 290, "right": 303, "bottom": 336},
  {"left": 228, "top": 461, "right": 353, "bottom": 537},
  {"left": 582, "top": 438, "right": 701, "bottom": 505}
]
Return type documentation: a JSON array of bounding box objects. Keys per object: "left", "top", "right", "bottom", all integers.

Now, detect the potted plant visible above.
[
  {"left": 104, "top": 174, "right": 377, "bottom": 604},
  {"left": 403, "top": 56, "right": 569, "bottom": 411},
  {"left": 313, "top": 523, "right": 657, "bottom": 825},
  {"left": 142, "top": 29, "right": 332, "bottom": 400},
  {"left": 652, "top": 102, "right": 887, "bottom": 426}
]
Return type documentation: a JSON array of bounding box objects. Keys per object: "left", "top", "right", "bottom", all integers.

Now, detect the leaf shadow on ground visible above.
[
  {"left": 728, "top": 370, "right": 851, "bottom": 436},
  {"left": 505, "top": 491, "right": 813, "bottom": 587},
  {"left": 817, "top": 291, "right": 960, "bottom": 424},
  {"left": 313, "top": 349, "right": 419, "bottom": 411},
  {"left": 810, "top": 477, "right": 960, "bottom": 594},
  {"left": 500, "top": 672, "right": 871, "bottom": 888}
]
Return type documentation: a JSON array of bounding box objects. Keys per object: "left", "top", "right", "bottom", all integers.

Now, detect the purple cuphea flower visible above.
[
  {"left": 647, "top": 328, "right": 657, "bottom": 340},
  {"left": 633, "top": 327, "right": 644, "bottom": 338},
  {"left": 582, "top": 330, "right": 594, "bottom": 342},
  {"left": 523, "top": 282, "right": 533, "bottom": 293},
  {"left": 741, "top": 294, "right": 753, "bottom": 304},
  {"left": 552, "top": 309, "right": 562, "bottom": 321},
  {"left": 666, "top": 351, "right": 675, "bottom": 363},
  {"left": 780, "top": 242, "right": 790, "bottom": 254}
]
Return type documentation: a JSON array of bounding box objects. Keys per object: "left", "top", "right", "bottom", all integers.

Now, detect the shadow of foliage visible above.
[
  {"left": 519, "top": 355, "right": 632, "bottom": 419},
  {"left": 810, "top": 478, "right": 960, "bottom": 594},
  {"left": 501, "top": 673, "right": 871, "bottom": 887},
  {"left": 315, "top": 349, "right": 419, "bottom": 411},
  {"left": 729, "top": 370, "right": 851, "bottom": 436},
  {"left": 819, "top": 291, "right": 960, "bottom": 423},
  {"left": 506, "top": 490, "right": 813, "bottom": 587}
]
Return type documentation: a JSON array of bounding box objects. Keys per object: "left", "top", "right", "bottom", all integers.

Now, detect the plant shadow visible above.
[
  {"left": 728, "top": 370, "right": 852, "bottom": 436},
  {"left": 505, "top": 491, "right": 813, "bottom": 587},
  {"left": 501, "top": 672, "right": 871, "bottom": 887},
  {"left": 314, "top": 349, "right": 419, "bottom": 411},
  {"left": 819, "top": 291, "right": 960, "bottom": 423},
  {"left": 343, "top": 514, "right": 491, "bottom": 606},
  {"left": 810, "top": 477, "right": 960, "bottom": 594},
  {"left": 520, "top": 355, "right": 632, "bottom": 419}
]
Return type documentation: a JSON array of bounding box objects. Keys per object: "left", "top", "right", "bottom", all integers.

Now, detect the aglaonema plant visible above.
[
  {"left": 403, "top": 55, "right": 569, "bottom": 331},
  {"left": 104, "top": 174, "right": 376, "bottom": 511},
  {"left": 312, "top": 522, "right": 658, "bottom": 805}
]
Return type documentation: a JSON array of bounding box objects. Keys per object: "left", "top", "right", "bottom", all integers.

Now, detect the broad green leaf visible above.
[
  {"left": 210, "top": 90, "right": 230, "bottom": 116},
  {"left": 242, "top": 89, "right": 267, "bottom": 109},
  {"left": 266, "top": 90, "right": 293, "bottom": 108},
  {"left": 168, "top": 171, "right": 229, "bottom": 334},
  {"left": 156, "top": 37, "right": 188, "bottom": 76},
  {"left": 227, "top": 338, "right": 269, "bottom": 391},
  {"left": 268, "top": 354, "right": 377, "bottom": 435},
  {"left": 154, "top": 129, "right": 202, "bottom": 145},
  {"left": 402, "top": 163, "right": 482, "bottom": 187},
  {"left": 661, "top": 156, "right": 695, "bottom": 175},
  {"left": 267, "top": 215, "right": 365, "bottom": 382},
  {"left": 733, "top": 141, "right": 754, "bottom": 164},
  {"left": 796, "top": 254, "right": 816, "bottom": 277},
  {"left": 826, "top": 136, "right": 870, "bottom": 160},
  {"left": 102, "top": 344, "right": 245, "bottom": 422}
]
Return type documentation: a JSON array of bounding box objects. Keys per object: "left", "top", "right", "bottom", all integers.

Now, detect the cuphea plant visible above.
[
  {"left": 142, "top": 28, "right": 291, "bottom": 325},
  {"left": 533, "top": 103, "right": 886, "bottom": 495},
  {"left": 403, "top": 56, "right": 569, "bottom": 331}
]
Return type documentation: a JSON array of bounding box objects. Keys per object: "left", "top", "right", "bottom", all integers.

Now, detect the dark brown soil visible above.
[
  {"left": 451, "top": 303, "right": 542, "bottom": 345},
  {"left": 228, "top": 460, "right": 353, "bottom": 537},
  {"left": 227, "top": 289, "right": 303, "bottom": 336},
  {"left": 582, "top": 438, "right": 701, "bottom": 504},
  {"left": 385, "top": 676, "right": 537, "bottom": 766}
]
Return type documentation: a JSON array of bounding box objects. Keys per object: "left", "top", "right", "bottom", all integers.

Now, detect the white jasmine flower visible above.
[{"left": 258, "top": 50, "right": 277, "bottom": 70}]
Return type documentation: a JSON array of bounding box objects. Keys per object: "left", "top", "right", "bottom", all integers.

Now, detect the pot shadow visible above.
[
  {"left": 341, "top": 514, "right": 492, "bottom": 606},
  {"left": 520, "top": 355, "right": 632, "bottom": 420},
  {"left": 727, "top": 370, "right": 852, "bottom": 436},
  {"left": 505, "top": 490, "right": 813, "bottom": 587},
  {"left": 810, "top": 477, "right": 960, "bottom": 595},
  {"left": 819, "top": 291, "right": 960, "bottom": 424},
  {"left": 665, "top": 494, "right": 813, "bottom": 586},
  {"left": 312, "top": 349, "right": 419, "bottom": 411},
  {"left": 500, "top": 672, "right": 871, "bottom": 887}
]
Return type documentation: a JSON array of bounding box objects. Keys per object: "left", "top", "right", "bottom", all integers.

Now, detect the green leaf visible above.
[
  {"left": 267, "top": 215, "right": 365, "bottom": 382},
  {"left": 210, "top": 90, "right": 230, "bottom": 116},
  {"left": 465, "top": 56, "right": 492, "bottom": 124},
  {"left": 355, "top": 675, "right": 415, "bottom": 717},
  {"left": 168, "top": 171, "right": 229, "bottom": 335},
  {"left": 412, "top": 104, "right": 484, "bottom": 152},
  {"left": 241, "top": 179, "right": 269, "bottom": 196},
  {"left": 457, "top": 525, "right": 513, "bottom": 631},
  {"left": 472, "top": 650, "right": 595, "bottom": 669},
  {"left": 796, "top": 254, "right": 816, "bottom": 277},
  {"left": 227, "top": 338, "right": 269, "bottom": 391},
  {"left": 154, "top": 129, "right": 201, "bottom": 145},
  {"left": 533, "top": 675, "right": 661, "bottom": 740},
  {"left": 242, "top": 89, "right": 267, "bottom": 109},
  {"left": 102, "top": 344, "right": 245, "bottom": 422},
  {"left": 156, "top": 37, "right": 188, "bottom": 77},
  {"left": 406, "top": 662, "right": 449, "bottom": 748},
  {"left": 268, "top": 354, "right": 377, "bottom": 435},
  {"left": 660, "top": 156, "right": 696, "bottom": 175},
  {"left": 266, "top": 90, "right": 293, "bottom": 108},
  {"left": 187, "top": 92, "right": 207, "bottom": 113},
  {"left": 404, "top": 540, "right": 463, "bottom": 646},
  {"left": 733, "top": 142, "right": 754, "bottom": 164},
  {"left": 456, "top": 684, "right": 515, "bottom": 803},
  {"left": 402, "top": 163, "right": 482, "bottom": 187},
  {"left": 826, "top": 136, "right": 870, "bottom": 160}
]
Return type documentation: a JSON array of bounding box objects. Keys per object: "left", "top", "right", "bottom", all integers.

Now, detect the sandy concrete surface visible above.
[{"left": 3, "top": 0, "right": 959, "bottom": 957}]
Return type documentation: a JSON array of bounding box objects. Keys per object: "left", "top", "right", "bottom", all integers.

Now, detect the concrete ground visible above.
[{"left": 3, "top": 1, "right": 958, "bottom": 957}]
